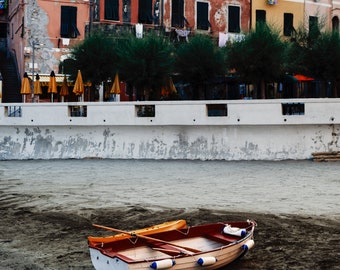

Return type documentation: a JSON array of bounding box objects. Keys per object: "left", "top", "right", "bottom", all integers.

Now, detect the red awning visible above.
[{"left": 294, "top": 74, "right": 314, "bottom": 81}]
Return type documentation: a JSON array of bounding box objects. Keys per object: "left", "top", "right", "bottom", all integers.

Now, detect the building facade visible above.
[{"left": 0, "top": 1, "right": 339, "bottom": 102}]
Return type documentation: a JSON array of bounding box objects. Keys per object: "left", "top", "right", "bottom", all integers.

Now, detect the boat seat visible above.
[{"left": 205, "top": 232, "right": 239, "bottom": 244}]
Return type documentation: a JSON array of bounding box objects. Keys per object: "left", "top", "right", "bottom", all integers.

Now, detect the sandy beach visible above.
[
  {"left": 1, "top": 202, "right": 340, "bottom": 270},
  {"left": 1, "top": 159, "right": 340, "bottom": 269}
]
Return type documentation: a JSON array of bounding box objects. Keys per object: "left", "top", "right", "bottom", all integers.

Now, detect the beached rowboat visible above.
[
  {"left": 88, "top": 220, "right": 187, "bottom": 246},
  {"left": 89, "top": 220, "right": 256, "bottom": 270}
]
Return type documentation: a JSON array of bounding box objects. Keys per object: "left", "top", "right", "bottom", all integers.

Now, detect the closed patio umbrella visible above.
[
  {"left": 73, "top": 70, "right": 84, "bottom": 101},
  {"left": 20, "top": 72, "right": 31, "bottom": 103},
  {"left": 110, "top": 72, "right": 120, "bottom": 101},
  {"left": 59, "top": 74, "right": 69, "bottom": 102},
  {"left": 33, "top": 74, "right": 42, "bottom": 102},
  {"left": 48, "top": 71, "right": 58, "bottom": 102}
]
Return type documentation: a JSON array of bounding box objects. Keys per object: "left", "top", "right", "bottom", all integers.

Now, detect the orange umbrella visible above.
[
  {"left": 73, "top": 70, "right": 84, "bottom": 96},
  {"left": 20, "top": 72, "right": 31, "bottom": 103},
  {"left": 20, "top": 72, "right": 31, "bottom": 95},
  {"left": 33, "top": 74, "right": 42, "bottom": 95},
  {"left": 48, "top": 71, "right": 58, "bottom": 102},
  {"left": 169, "top": 77, "right": 177, "bottom": 94},
  {"left": 59, "top": 75, "right": 69, "bottom": 96},
  {"left": 161, "top": 77, "right": 177, "bottom": 97},
  {"left": 48, "top": 71, "right": 58, "bottom": 94},
  {"left": 110, "top": 72, "right": 121, "bottom": 94}
]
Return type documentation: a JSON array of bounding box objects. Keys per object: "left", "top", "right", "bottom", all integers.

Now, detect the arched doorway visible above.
[{"left": 332, "top": 16, "right": 339, "bottom": 32}]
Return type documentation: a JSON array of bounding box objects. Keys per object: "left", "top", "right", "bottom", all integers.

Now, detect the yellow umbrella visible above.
[
  {"left": 20, "top": 72, "right": 31, "bottom": 95},
  {"left": 48, "top": 71, "right": 58, "bottom": 94},
  {"left": 169, "top": 77, "right": 177, "bottom": 94},
  {"left": 20, "top": 72, "right": 31, "bottom": 103},
  {"left": 59, "top": 75, "right": 69, "bottom": 96},
  {"left": 73, "top": 70, "right": 84, "bottom": 96},
  {"left": 161, "top": 77, "right": 177, "bottom": 97},
  {"left": 48, "top": 71, "right": 58, "bottom": 102},
  {"left": 110, "top": 72, "right": 121, "bottom": 94},
  {"left": 33, "top": 74, "right": 42, "bottom": 95}
]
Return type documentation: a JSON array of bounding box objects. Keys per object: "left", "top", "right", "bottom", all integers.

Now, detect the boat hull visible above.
[
  {"left": 88, "top": 220, "right": 187, "bottom": 246},
  {"left": 89, "top": 221, "right": 255, "bottom": 270}
]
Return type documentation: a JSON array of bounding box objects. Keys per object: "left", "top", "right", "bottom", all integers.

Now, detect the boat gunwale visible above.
[{"left": 90, "top": 221, "right": 256, "bottom": 264}]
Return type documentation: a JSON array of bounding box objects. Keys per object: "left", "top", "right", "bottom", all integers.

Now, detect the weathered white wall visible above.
[{"left": 1, "top": 99, "right": 340, "bottom": 160}]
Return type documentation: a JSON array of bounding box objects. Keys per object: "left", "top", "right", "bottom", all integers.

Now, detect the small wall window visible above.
[
  {"left": 5, "top": 106, "right": 22, "bottom": 117},
  {"left": 136, "top": 105, "right": 155, "bottom": 117},
  {"left": 281, "top": 103, "right": 305, "bottom": 115},
  {"left": 69, "top": 106, "right": 87, "bottom": 117},
  {"left": 105, "top": 0, "right": 119, "bottom": 21},
  {"left": 207, "top": 104, "right": 228, "bottom": 117},
  {"left": 284, "top": 13, "right": 294, "bottom": 36},
  {"left": 228, "top": 6, "right": 240, "bottom": 33},
  {"left": 197, "top": 2, "right": 210, "bottom": 30},
  {"left": 60, "top": 6, "right": 80, "bottom": 38}
]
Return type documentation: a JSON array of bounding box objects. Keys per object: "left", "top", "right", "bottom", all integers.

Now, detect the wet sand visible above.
[{"left": 1, "top": 201, "right": 340, "bottom": 270}]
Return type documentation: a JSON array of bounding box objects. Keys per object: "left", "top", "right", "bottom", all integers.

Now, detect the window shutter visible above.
[
  {"left": 228, "top": 6, "right": 240, "bottom": 33},
  {"left": 197, "top": 2, "right": 209, "bottom": 30}
]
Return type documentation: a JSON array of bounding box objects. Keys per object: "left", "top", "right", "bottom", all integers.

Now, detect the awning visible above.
[
  {"left": 27, "top": 73, "right": 92, "bottom": 87},
  {"left": 294, "top": 74, "right": 314, "bottom": 82}
]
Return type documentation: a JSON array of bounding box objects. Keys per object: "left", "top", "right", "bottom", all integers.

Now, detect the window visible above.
[
  {"left": 228, "top": 6, "right": 240, "bottom": 33},
  {"left": 207, "top": 104, "right": 228, "bottom": 117},
  {"left": 172, "top": 0, "right": 185, "bottom": 27},
  {"left": 309, "top": 16, "right": 319, "bottom": 35},
  {"left": 136, "top": 105, "right": 155, "bottom": 117},
  {"left": 197, "top": 2, "right": 210, "bottom": 30},
  {"left": 0, "top": 22, "right": 6, "bottom": 38},
  {"left": 123, "top": 0, "right": 131, "bottom": 23},
  {"left": 281, "top": 103, "right": 305, "bottom": 115},
  {"left": 138, "top": 0, "right": 153, "bottom": 24},
  {"left": 256, "top": 10, "right": 266, "bottom": 24},
  {"left": 5, "top": 106, "right": 22, "bottom": 117},
  {"left": 283, "top": 13, "right": 293, "bottom": 36},
  {"left": 332, "top": 16, "right": 339, "bottom": 33},
  {"left": 69, "top": 106, "right": 87, "bottom": 117},
  {"left": 60, "top": 6, "right": 80, "bottom": 38},
  {"left": 105, "top": 0, "right": 119, "bottom": 21}
]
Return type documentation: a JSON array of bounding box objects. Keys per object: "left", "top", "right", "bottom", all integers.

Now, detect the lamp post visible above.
[{"left": 31, "top": 41, "right": 44, "bottom": 102}]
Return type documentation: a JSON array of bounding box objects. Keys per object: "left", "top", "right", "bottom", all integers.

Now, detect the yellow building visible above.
[
  {"left": 252, "top": 0, "right": 340, "bottom": 35},
  {"left": 251, "top": 1, "right": 305, "bottom": 37}
]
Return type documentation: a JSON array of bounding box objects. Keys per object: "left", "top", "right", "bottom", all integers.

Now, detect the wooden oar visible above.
[{"left": 92, "top": 223, "right": 201, "bottom": 254}]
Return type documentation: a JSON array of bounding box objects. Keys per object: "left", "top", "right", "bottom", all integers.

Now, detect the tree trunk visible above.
[{"left": 260, "top": 79, "right": 266, "bottom": 99}]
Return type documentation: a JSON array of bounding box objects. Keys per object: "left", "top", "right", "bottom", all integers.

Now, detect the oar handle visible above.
[{"left": 92, "top": 223, "right": 200, "bottom": 254}]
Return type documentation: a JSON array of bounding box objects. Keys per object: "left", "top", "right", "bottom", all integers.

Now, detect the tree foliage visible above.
[
  {"left": 226, "top": 23, "right": 286, "bottom": 98},
  {"left": 116, "top": 33, "right": 175, "bottom": 100},
  {"left": 69, "top": 31, "right": 119, "bottom": 84},
  {"left": 175, "top": 34, "right": 225, "bottom": 99}
]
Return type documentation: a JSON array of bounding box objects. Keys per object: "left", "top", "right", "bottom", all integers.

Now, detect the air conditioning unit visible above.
[{"left": 267, "top": 0, "right": 278, "bottom": 5}]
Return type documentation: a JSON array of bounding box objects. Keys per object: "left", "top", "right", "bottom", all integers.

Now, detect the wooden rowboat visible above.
[
  {"left": 88, "top": 220, "right": 187, "bottom": 247},
  {"left": 89, "top": 220, "right": 256, "bottom": 270}
]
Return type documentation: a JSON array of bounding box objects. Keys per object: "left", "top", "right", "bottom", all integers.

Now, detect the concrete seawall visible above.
[{"left": 1, "top": 99, "right": 340, "bottom": 160}]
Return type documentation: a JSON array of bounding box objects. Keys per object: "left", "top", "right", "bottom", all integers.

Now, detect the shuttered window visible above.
[
  {"left": 228, "top": 6, "right": 240, "bottom": 33},
  {"left": 138, "top": 0, "right": 153, "bottom": 24},
  {"left": 256, "top": 10, "right": 266, "bottom": 24},
  {"left": 60, "top": 6, "right": 80, "bottom": 38},
  {"left": 172, "top": 0, "right": 184, "bottom": 27},
  {"left": 105, "top": 0, "right": 119, "bottom": 21},
  {"left": 197, "top": 2, "right": 209, "bottom": 30},
  {"left": 284, "top": 13, "right": 293, "bottom": 36}
]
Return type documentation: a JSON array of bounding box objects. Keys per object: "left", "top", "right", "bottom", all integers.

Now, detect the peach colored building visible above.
[{"left": 252, "top": 0, "right": 340, "bottom": 36}]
